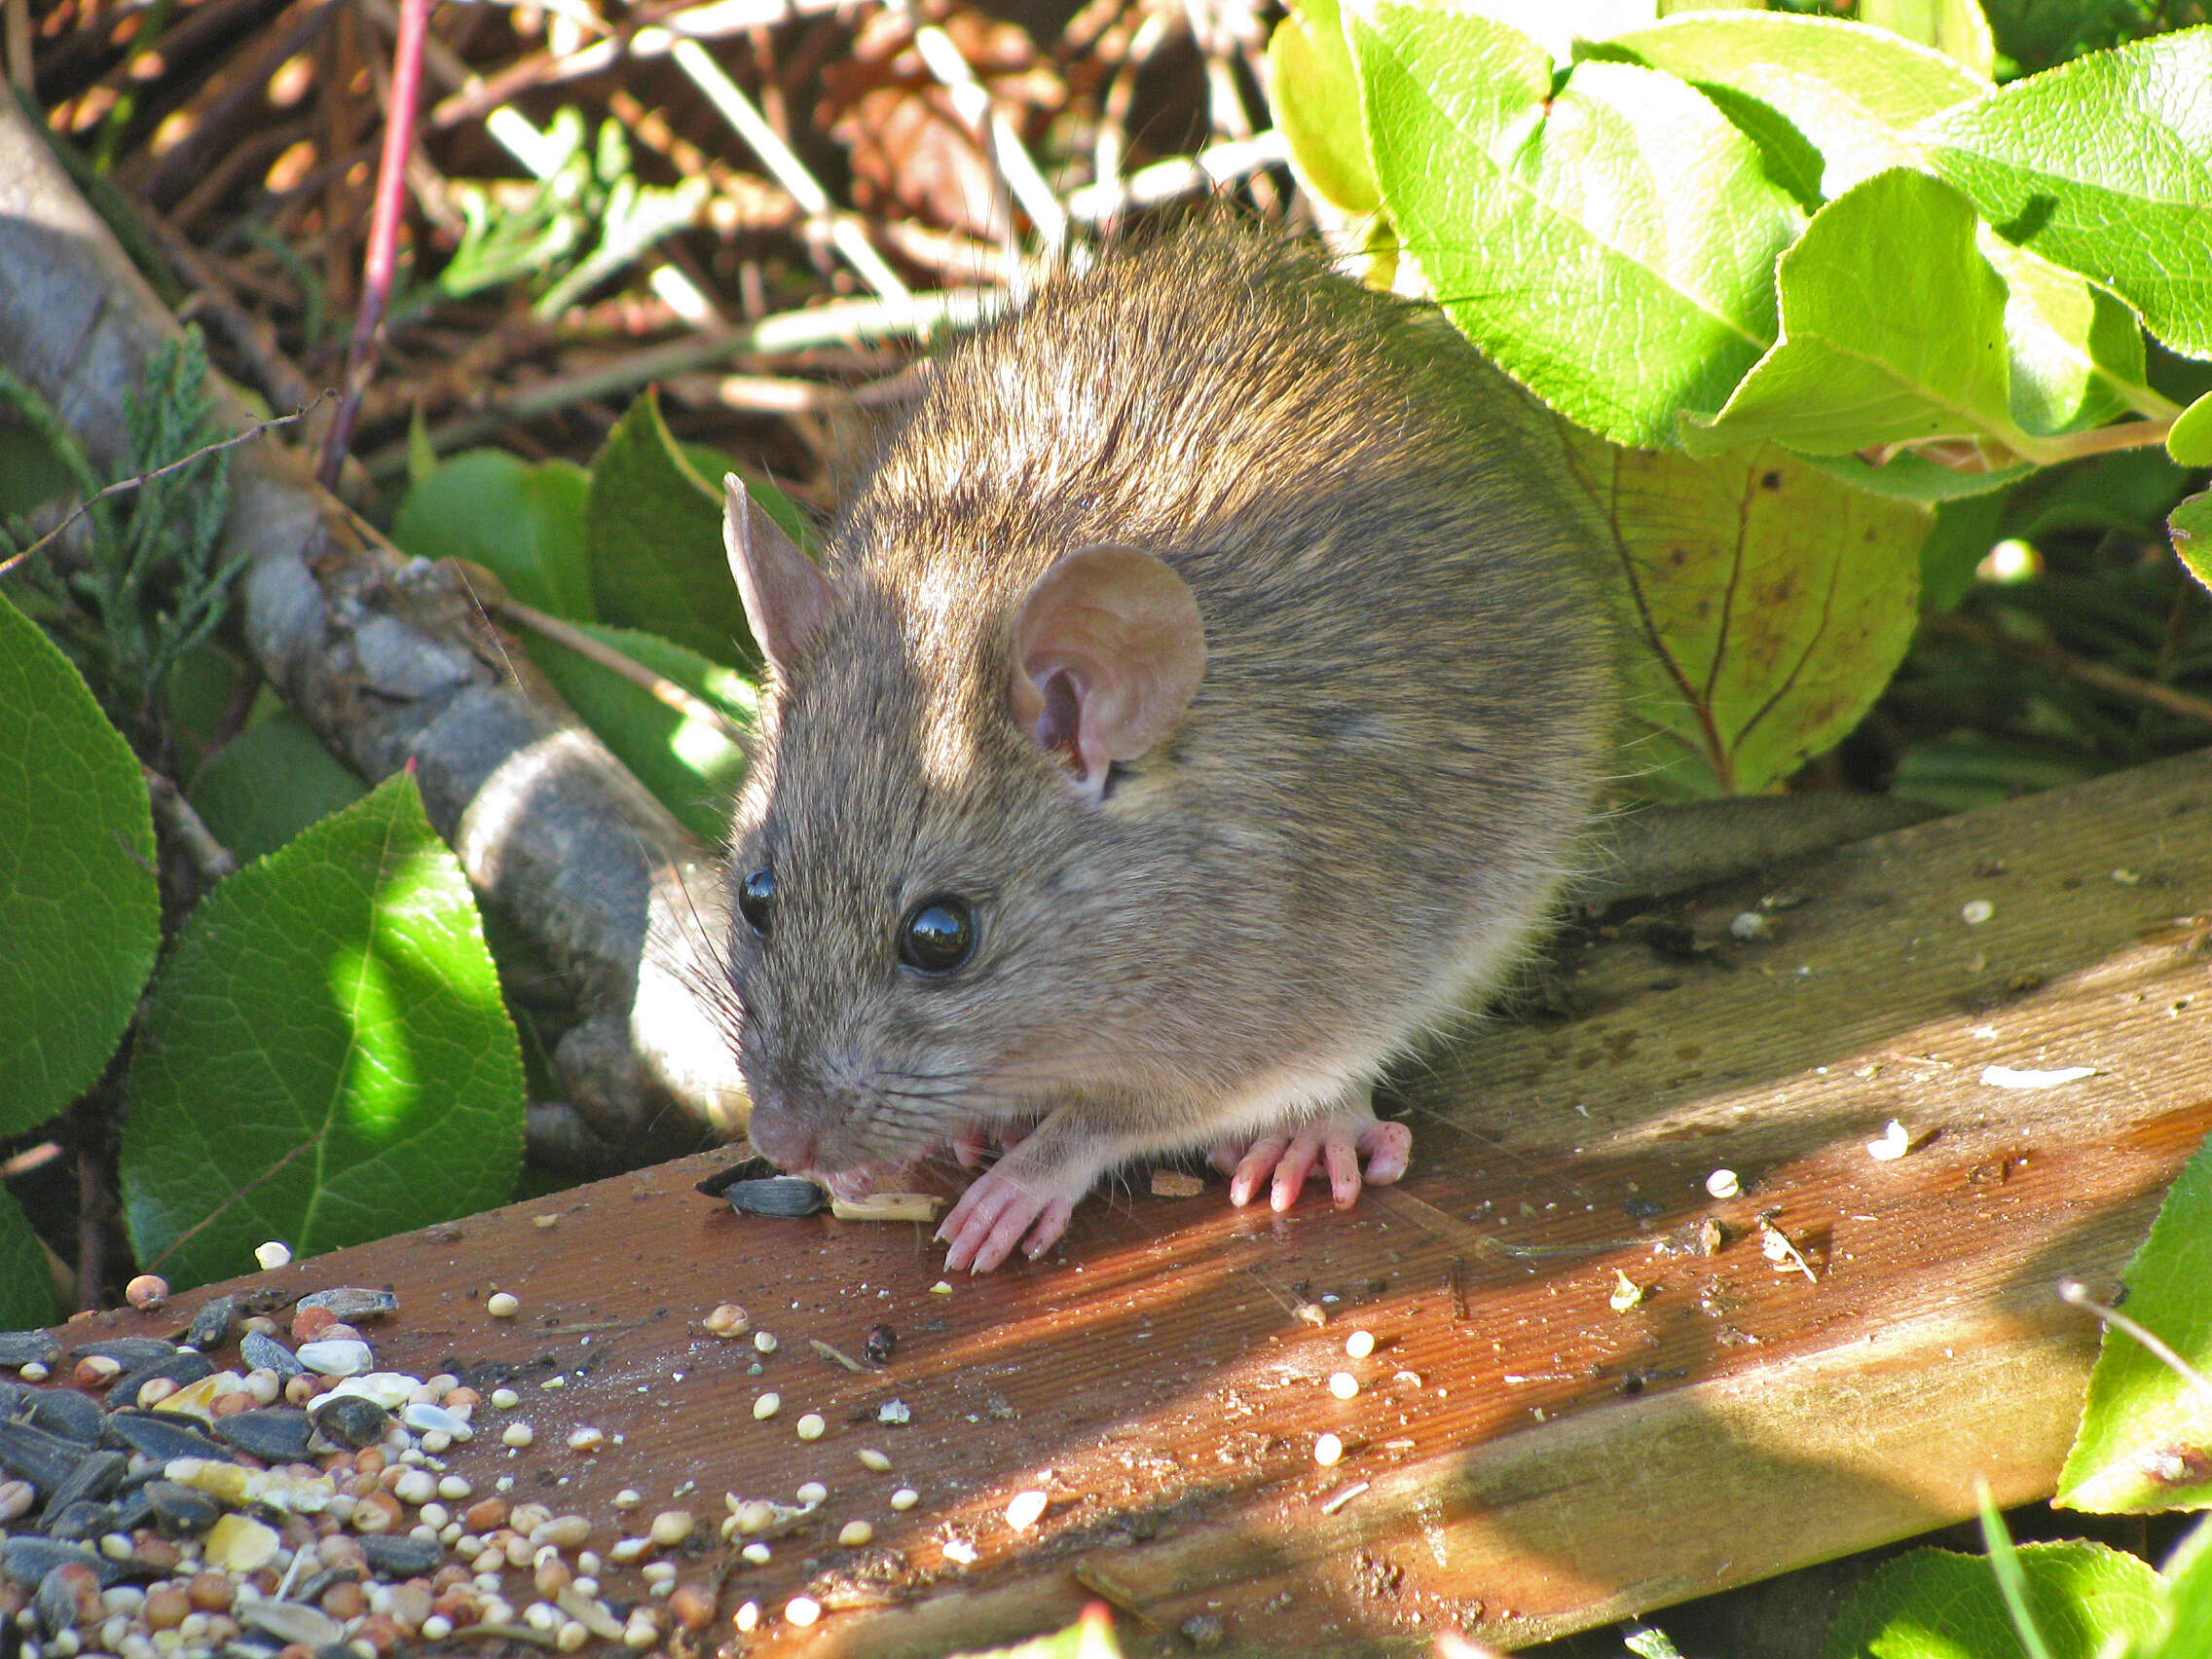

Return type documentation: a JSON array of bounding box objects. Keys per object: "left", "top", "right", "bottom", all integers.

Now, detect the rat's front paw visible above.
[
  {"left": 1211, "top": 1089, "right": 1411, "bottom": 1213},
  {"left": 937, "top": 1166, "right": 1078, "bottom": 1273}
]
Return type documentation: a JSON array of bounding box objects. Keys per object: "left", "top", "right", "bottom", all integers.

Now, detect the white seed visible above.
[
  {"left": 609, "top": 1536, "right": 650, "bottom": 1565},
  {"left": 255, "top": 1240, "right": 293, "bottom": 1271},
  {"left": 943, "top": 1537, "right": 978, "bottom": 1565},
  {"left": 556, "top": 1619, "right": 589, "bottom": 1651},
  {"left": 1005, "top": 1490, "right": 1048, "bottom": 1531},
  {"left": 1867, "top": 1120, "right": 1911, "bottom": 1161},
  {"left": 567, "top": 1425, "right": 606, "bottom": 1452},
  {"left": 891, "top": 1488, "right": 919, "bottom": 1511},
  {"left": 491, "top": 1387, "right": 521, "bottom": 1410},
  {"left": 704, "top": 1304, "right": 750, "bottom": 1337},
  {"left": 438, "top": 1475, "right": 472, "bottom": 1500},
  {"left": 1344, "top": 1330, "right": 1376, "bottom": 1359},
  {"left": 1962, "top": 899, "right": 1994, "bottom": 925},
  {"left": 1314, "top": 1433, "right": 1345, "bottom": 1467},
  {"left": 648, "top": 1510, "right": 694, "bottom": 1548},
  {"left": 734, "top": 1500, "right": 775, "bottom": 1535},
  {"left": 422, "top": 1615, "right": 455, "bottom": 1641},
  {"left": 838, "top": 1521, "right": 873, "bottom": 1547},
  {"left": 753, "top": 1331, "right": 778, "bottom": 1354},
  {"left": 487, "top": 1292, "right": 521, "bottom": 1318},
  {"left": 786, "top": 1597, "right": 822, "bottom": 1627},
  {"left": 796, "top": 1414, "right": 826, "bottom": 1441},
  {"left": 641, "top": 1562, "right": 677, "bottom": 1585},
  {"left": 930, "top": 1280, "right": 953, "bottom": 1295},
  {"left": 795, "top": 1481, "right": 828, "bottom": 1506},
  {"left": 857, "top": 1448, "right": 892, "bottom": 1472},
  {"left": 502, "top": 1422, "right": 535, "bottom": 1449},
  {"left": 1705, "top": 1167, "right": 1741, "bottom": 1199},
  {"left": 1328, "top": 1372, "right": 1358, "bottom": 1400},
  {"left": 612, "top": 1489, "right": 643, "bottom": 1510},
  {"left": 735, "top": 1601, "right": 760, "bottom": 1633},
  {"left": 741, "top": 1542, "right": 771, "bottom": 1566},
  {"left": 393, "top": 1469, "right": 437, "bottom": 1505},
  {"left": 753, "top": 1393, "right": 781, "bottom": 1420}
]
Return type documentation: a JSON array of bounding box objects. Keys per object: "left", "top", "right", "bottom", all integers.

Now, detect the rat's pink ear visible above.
[
  {"left": 723, "top": 474, "right": 835, "bottom": 677},
  {"left": 1009, "top": 545, "right": 1205, "bottom": 802}
]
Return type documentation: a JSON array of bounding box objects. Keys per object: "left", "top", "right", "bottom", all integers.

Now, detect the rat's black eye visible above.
[
  {"left": 899, "top": 896, "right": 976, "bottom": 974},
  {"left": 738, "top": 866, "right": 774, "bottom": 938}
]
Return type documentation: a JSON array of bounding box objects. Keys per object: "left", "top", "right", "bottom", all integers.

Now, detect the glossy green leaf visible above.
[
  {"left": 1858, "top": 0, "right": 1996, "bottom": 79},
  {"left": 2057, "top": 1128, "right": 2212, "bottom": 1512},
  {"left": 587, "top": 392, "right": 806, "bottom": 666},
  {"left": 1268, "top": 0, "right": 1381, "bottom": 216},
  {"left": 1820, "top": 1541, "right": 2165, "bottom": 1659},
  {"left": 2173, "top": 492, "right": 2212, "bottom": 598},
  {"left": 2169, "top": 390, "right": 2212, "bottom": 466},
  {"left": 123, "top": 773, "right": 524, "bottom": 1289},
  {"left": 1808, "top": 451, "right": 2035, "bottom": 504},
  {"left": 1919, "top": 27, "right": 2212, "bottom": 359},
  {"left": 1686, "top": 168, "right": 2027, "bottom": 460},
  {"left": 1351, "top": 2, "right": 1804, "bottom": 448},
  {"left": 1981, "top": 238, "right": 2149, "bottom": 437},
  {"left": 1556, "top": 432, "right": 1928, "bottom": 796},
  {"left": 527, "top": 624, "right": 756, "bottom": 845},
  {"left": 0, "top": 1190, "right": 59, "bottom": 1328},
  {"left": 391, "top": 449, "right": 594, "bottom": 622},
  {"left": 2160, "top": 1517, "right": 2212, "bottom": 1659},
  {"left": 0, "top": 594, "right": 160, "bottom": 1137},
  {"left": 1602, "top": 12, "right": 1987, "bottom": 201},
  {"left": 187, "top": 710, "right": 368, "bottom": 864}
]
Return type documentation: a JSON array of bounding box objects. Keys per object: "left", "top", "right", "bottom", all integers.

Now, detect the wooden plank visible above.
[{"left": 45, "top": 748, "right": 2212, "bottom": 1655}]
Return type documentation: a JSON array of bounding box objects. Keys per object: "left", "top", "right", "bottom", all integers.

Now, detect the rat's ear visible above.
[
  {"left": 1009, "top": 545, "right": 1205, "bottom": 803},
  {"left": 723, "top": 474, "right": 834, "bottom": 677}
]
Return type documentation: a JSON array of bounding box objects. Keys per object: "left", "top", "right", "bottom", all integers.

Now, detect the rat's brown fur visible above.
[{"left": 718, "top": 224, "right": 1612, "bottom": 1257}]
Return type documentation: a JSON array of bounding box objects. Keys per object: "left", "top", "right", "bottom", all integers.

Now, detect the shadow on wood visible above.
[{"left": 48, "top": 748, "right": 2212, "bottom": 1655}]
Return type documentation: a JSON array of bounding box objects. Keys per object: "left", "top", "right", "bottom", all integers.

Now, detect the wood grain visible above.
[{"left": 51, "top": 748, "right": 2212, "bottom": 1655}]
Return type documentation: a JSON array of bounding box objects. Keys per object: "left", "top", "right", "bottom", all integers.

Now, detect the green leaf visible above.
[
  {"left": 2161, "top": 1517, "right": 2212, "bottom": 1659},
  {"left": 123, "top": 772, "right": 524, "bottom": 1289},
  {"left": 1686, "top": 168, "right": 2029, "bottom": 460},
  {"left": 391, "top": 449, "right": 594, "bottom": 622},
  {"left": 1350, "top": 2, "right": 1804, "bottom": 449},
  {"left": 1980, "top": 237, "right": 2149, "bottom": 438},
  {"left": 1918, "top": 489, "right": 2008, "bottom": 611},
  {"left": 1809, "top": 450, "right": 2036, "bottom": 504},
  {"left": 1559, "top": 432, "right": 1928, "bottom": 796},
  {"left": 1268, "top": 0, "right": 1382, "bottom": 216},
  {"left": 187, "top": 710, "right": 369, "bottom": 864},
  {"left": 587, "top": 391, "right": 805, "bottom": 665},
  {"left": 2169, "top": 390, "right": 2212, "bottom": 467},
  {"left": 0, "top": 1189, "right": 60, "bottom": 1328},
  {"left": 1601, "top": 12, "right": 1988, "bottom": 202},
  {"left": 527, "top": 624, "right": 756, "bottom": 845},
  {"left": 1858, "top": 0, "right": 1996, "bottom": 79},
  {"left": 1919, "top": 27, "right": 2212, "bottom": 359},
  {"left": 1820, "top": 1541, "right": 2166, "bottom": 1659},
  {"left": 2056, "top": 1127, "right": 2212, "bottom": 1512},
  {"left": 0, "top": 593, "right": 160, "bottom": 1137},
  {"left": 2174, "top": 492, "right": 2212, "bottom": 597}
]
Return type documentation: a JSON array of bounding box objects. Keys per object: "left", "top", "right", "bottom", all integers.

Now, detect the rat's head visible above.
[{"left": 716, "top": 477, "right": 1206, "bottom": 1185}]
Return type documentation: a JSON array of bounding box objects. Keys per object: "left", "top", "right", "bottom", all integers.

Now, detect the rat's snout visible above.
[{"left": 742, "top": 1092, "right": 820, "bottom": 1173}]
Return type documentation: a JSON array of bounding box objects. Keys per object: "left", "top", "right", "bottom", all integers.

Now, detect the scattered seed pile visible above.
[{"left": 0, "top": 1284, "right": 724, "bottom": 1656}]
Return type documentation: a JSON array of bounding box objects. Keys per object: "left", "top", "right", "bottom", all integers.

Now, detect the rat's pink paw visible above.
[
  {"left": 937, "top": 1169, "right": 1074, "bottom": 1273},
  {"left": 1217, "top": 1110, "right": 1411, "bottom": 1213}
]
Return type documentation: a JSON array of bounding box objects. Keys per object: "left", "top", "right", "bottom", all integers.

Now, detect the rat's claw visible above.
[
  {"left": 1228, "top": 1135, "right": 1291, "bottom": 1206},
  {"left": 1225, "top": 1107, "right": 1412, "bottom": 1213}
]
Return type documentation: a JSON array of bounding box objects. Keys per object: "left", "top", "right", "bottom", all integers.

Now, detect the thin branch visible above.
[
  {"left": 1926, "top": 611, "right": 2212, "bottom": 728},
  {"left": 481, "top": 590, "right": 752, "bottom": 748},
  {"left": 144, "top": 763, "right": 239, "bottom": 887},
  {"left": 1067, "top": 129, "right": 1290, "bottom": 224},
  {"left": 0, "top": 403, "right": 321, "bottom": 580},
  {"left": 899, "top": 4, "right": 1069, "bottom": 250}
]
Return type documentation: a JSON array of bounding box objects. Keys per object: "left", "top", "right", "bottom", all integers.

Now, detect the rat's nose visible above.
[{"left": 743, "top": 1099, "right": 818, "bottom": 1172}]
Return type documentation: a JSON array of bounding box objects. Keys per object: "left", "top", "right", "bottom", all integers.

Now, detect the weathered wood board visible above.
[{"left": 52, "top": 747, "right": 2212, "bottom": 1655}]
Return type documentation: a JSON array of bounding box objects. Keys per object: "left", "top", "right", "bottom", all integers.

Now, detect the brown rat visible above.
[{"left": 715, "top": 225, "right": 1612, "bottom": 1271}]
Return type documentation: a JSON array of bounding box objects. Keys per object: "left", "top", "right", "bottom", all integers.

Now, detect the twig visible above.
[
  {"left": 2058, "top": 1278, "right": 2212, "bottom": 1399},
  {"left": 1094, "top": 3, "right": 1178, "bottom": 192},
  {"left": 0, "top": 404, "right": 320, "bottom": 581},
  {"left": 479, "top": 590, "right": 752, "bottom": 747},
  {"left": 897, "top": 2, "right": 1069, "bottom": 251},
  {"left": 671, "top": 36, "right": 913, "bottom": 305},
  {"left": 320, "top": 0, "right": 431, "bottom": 485},
  {"left": 143, "top": 763, "right": 240, "bottom": 887},
  {"left": 1067, "top": 130, "right": 1290, "bottom": 224},
  {"left": 363, "top": 287, "right": 991, "bottom": 476},
  {"left": 1926, "top": 611, "right": 2212, "bottom": 728}
]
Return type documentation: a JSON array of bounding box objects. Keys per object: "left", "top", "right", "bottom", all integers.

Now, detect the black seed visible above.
[
  {"left": 23, "top": 1387, "right": 104, "bottom": 1446},
  {"left": 45, "top": 1500, "right": 120, "bottom": 1541},
  {"left": 184, "top": 1295, "right": 240, "bottom": 1352},
  {"left": 142, "top": 1479, "right": 224, "bottom": 1537},
  {"left": 36, "top": 1563, "right": 86, "bottom": 1635},
  {"left": 722, "top": 1177, "right": 830, "bottom": 1218},
  {"left": 38, "top": 1448, "right": 126, "bottom": 1518},
  {"left": 310, "top": 1392, "right": 390, "bottom": 1451},
  {"left": 65, "top": 1338, "right": 178, "bottom": 1367},
  {"left": 102, "top": 1411, "right": 232, "bottom": 1465},
  {"left": 0, "top": 1420, "right": 94, "bottom": 1493},
  {"left": 694, "top": 1157, "right": 781, "bottom": 1198},
  {"left": 110, "top": 1349, "right": 213, "bottom": 1410},
  {"left": 240, "top": 1330, "right": 305, "bottom": 1378},
  {"left": 863, "top": 1324, "right": 897, "bottom": 1365},
  {"left": 210, "top": 1406, "right": 314, "bottom": 1462},
  {"left": 0, "top": 1332, "right": 61, "bottom": 1369},
  {"left": 358, "top": 1532, "right": 443, "bottom": 1575},
  {"left": 1, "top": 1537, "right": 116, "bottom": 1590},
  {"left": 297, "top": 1288, "right": 398, "bottom": 1323}
]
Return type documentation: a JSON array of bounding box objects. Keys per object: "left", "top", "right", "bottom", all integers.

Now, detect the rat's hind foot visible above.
[{"left": 1211, "top": 1088, "right": 1411, "bottom": 1213}]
